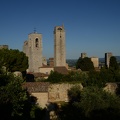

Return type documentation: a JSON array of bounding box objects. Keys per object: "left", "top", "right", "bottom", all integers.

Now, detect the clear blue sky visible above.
[{"left": 0, "top": 0, "right": 120, "bottom": 59}]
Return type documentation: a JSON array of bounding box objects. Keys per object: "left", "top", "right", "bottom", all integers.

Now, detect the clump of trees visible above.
[
  {"left": 76, "top": 57, "right": 94, "bottom": 71},
  {"left": 58, "top": 86, "right": 120, "bottom": 120},
  {"left": 0, "top": 49, "right": 46, "bottom": 119},
  {"left": 109, "top": 56, "right": 119, "bottom": 70},
  {"left": 0, "top": 49, "right": 28, "bottom": 72},
  {"left": 0, "top": 68, "right": 46, "bottom": 119}
]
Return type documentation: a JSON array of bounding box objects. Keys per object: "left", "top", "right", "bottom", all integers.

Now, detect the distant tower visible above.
[
  {"left": 90, "top": 57, "right": 99, "bottom": 68},
  {"left": 105, "top": 52, "right": 112, "bottom": 68},
  {"left": 23, "top": 32, "right": 42, "bottom": 72},
  {"left": 81, "top": 53, "right": 87, "bottom": 58},
  {"left": 0, "top": 45, "right": 9, "bottom": 49},
  {"left": 54, "top": 25, "right": 66, "bottom": 67}
]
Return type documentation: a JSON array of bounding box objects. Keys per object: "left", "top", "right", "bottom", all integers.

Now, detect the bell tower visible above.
[
  {"left": 54, "top": 25, "right": 66, "bottom": 67},
  {"left": 23, "top": 32, "right": 42, "bottom": 72}
]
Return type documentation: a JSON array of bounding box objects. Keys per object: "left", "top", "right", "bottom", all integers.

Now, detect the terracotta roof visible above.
[
  {"left": 54, "top": 66, "right": 68, "bottom": 74},
  {"left": 23, "top": 82, "right": 50, "bottom": 93}
]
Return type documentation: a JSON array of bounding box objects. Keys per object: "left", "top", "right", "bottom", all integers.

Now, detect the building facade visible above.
[
  {"left": 23, "top": 32, "right": 42, "bottom": 73},
  {"left": 105, "top": 52, "right": 112, "bottom": 68},
  {"left": 54, "top": 25, "right": 66, "bottom": 67}
]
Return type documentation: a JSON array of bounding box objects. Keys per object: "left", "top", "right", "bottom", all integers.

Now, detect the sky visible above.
[{"left": 0, "top": 0, "right": 120, "bottom": 59}]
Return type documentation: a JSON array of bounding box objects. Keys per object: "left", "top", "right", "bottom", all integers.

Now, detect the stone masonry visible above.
[
  {"left": 23, "top": 32, "right": 42, "bottom": 72},
  {"left": 54, "top": 25, "right": 66, "bottom": 67}
]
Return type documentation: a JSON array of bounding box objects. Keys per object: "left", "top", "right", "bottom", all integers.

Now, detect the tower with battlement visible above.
[
  {"left": 23, "top": 32, "right": 42, "bottom": 72},
  {"left": 54, "top": 25, "right": 66, "bottom": 67}
]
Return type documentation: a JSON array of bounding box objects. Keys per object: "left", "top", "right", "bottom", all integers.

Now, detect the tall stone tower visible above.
[
  {"left": 105, "top": 52, "right": 112, "bottom": 68},
  {"left": 54, "top": 25, "right": 66, "bottom": 67},
  {"left": 23, "top": 32, "right": 42, "bottom": 73}
]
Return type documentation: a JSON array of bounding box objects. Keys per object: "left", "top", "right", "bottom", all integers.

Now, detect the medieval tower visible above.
[
  {"left": 54, "top": 25, "right": 66, "bottom": 67},
  {"left": 105, "top": 52, "right": 113, "bottom": 68},
  {"left": 23, "top": 32, "right": 42, "bottom": 73}
]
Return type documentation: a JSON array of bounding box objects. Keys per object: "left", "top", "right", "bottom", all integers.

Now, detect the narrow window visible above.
[{"left": 35, "top": 38, "right": 39, "bottom": 47}]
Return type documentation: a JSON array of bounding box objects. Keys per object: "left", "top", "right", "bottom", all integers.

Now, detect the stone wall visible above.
[
  {"left": 26, "top": 83, "right": 83, "bottom": 108},
  {"left": 103, "top": 83, "right": 118, "bottom": 94},
  {"left": 31, "top": 92, "right": 48, "bottom": 108},
  {"left": 48, "top": 83, "right": 83, "bottom": 102}
]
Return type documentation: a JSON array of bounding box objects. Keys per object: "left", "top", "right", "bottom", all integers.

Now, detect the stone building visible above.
[
  {"left": 105, "top": 52, "right": 112, "bottom": 68},
  {"left": 23, "top": 82, "right": 50, "bottom": 108},
  {"left": 54, "top": 25, "right": 66, "bottom": 67},
  {"left": 90, "top": 57, "right": 99, "bottom": 68},
  {"left": 81, "top": 52, "right": 87, "bottom": 58},
  {"left": 23, "top": 82, "right": 83, "bottom": 108},
  {"left": 0, "top": 45, "right": 8, "bottom": 49},
  {"left": 23, "top": 32, "right": 42, "bottom": 73},
  {"left": 49, "top": 58, "right": 54, "bottom": 67}
]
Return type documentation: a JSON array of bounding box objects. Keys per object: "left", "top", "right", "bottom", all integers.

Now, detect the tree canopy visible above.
[
  {"left": 59, "top": 86, "right": 120, "bottom": 120},
  {"left": 0, "top": 68, "right": 45, "bottom": 119},
  {"left": 76, "top": 57, "right": 94, "bottom": 71},
  {"left": 109, "top": 56, "right": 119, "bottom": 70},
  {"left": 0, "top": 49, "right": 28, "bottom": 72}
]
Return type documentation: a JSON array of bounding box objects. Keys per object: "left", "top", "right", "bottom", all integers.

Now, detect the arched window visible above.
[{"left": 35, "top": 38, "right": 39, "bottom": 47}]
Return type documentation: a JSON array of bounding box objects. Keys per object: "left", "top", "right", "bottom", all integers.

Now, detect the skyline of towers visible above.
[
  {"left": 22, "top": 26, "right": 116, "bottom": 73},
  {"left": 23, "top": 32, "right": 43, "bottom": 72},
  {"left": 23, "top": 25, "right": 67, "bottom": 73},
  {"left": 54, "top": 25, "right": 66, "bottom": 67}
]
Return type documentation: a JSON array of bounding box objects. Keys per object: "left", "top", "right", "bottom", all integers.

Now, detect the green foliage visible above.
[
  {"left": 46, "top": 71, "right": 64, "bottom": 83},
  {"left": 76, "top": 57, "right": 94, "bottom": 71},
  {"left": 0, "top": 73, "right": 28, "bottom": 118},
  {"left": 0, "top": 71, "right": 44, "bottom": 119},
  {"left": 109, "top": 56, "right": 119, "bottom": 70},
  {"left": 46, "top": 71, "right": 88, "bottom": 83},
  {"left": 59, "top": 86, "right": 120, "bottom": 120},
  {"left": 0, "top": 49, "right": 28, "bottom": 72},
  {"left": 79, "top": 86, "right": 120, "bottom": 119},
  {"left": 30, "top": 105, "right": 46, "bottom": 120},
  {"left": 68, "top": 85, "right": 81, "bottom": 103}
]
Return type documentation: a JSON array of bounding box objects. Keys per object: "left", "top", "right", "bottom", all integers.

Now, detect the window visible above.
[
  {"left": 58, "top": 27, "right": 62, "bottom": 30},
  {"left": 35, "top": 38, "right": 39, "bottom": 47}
]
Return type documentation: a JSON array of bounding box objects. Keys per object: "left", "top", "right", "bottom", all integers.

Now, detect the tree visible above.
[
  {"left": 46, "top": 71, "right": 64, "bottom": 83},
  {"left": 68, "top": 85, "right": 81, "bottom": 103},
  {"left": 0, "top": 73, "right": 29, "bottom": 119},
  {"left": 76, "top": 57, "right": 94, "bottom": 71},
  {"left": 79, "top": 86, "right": 120, "bottom": 119},
  {"left": 109, "top": 56, "right": 119, "bottom": 70},
  {"left": 59, "top": 86, "right": 83, "bottom": 120},
  {"left": 0, "top": 49, "right": 28, "bottom": 72},
  {"left": 59, "top": 86, "right": 120, "bottom": 120},
  {"left": 0, "top": 69, "right": 44, "bottom": 119}
]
